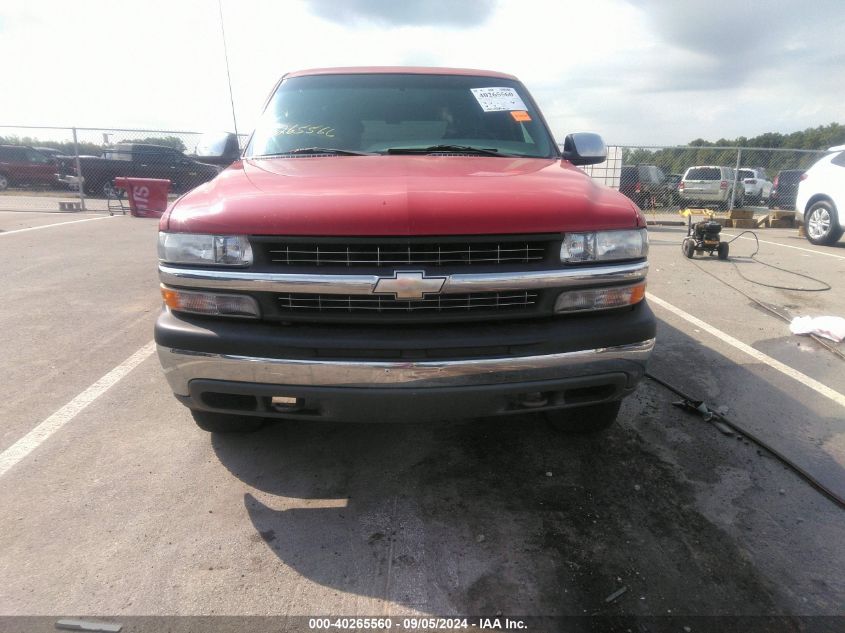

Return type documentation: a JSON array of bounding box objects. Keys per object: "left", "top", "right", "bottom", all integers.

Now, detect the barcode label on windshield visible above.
[{"left": 471, "top": 87, "right": 528, "bottom": 112}]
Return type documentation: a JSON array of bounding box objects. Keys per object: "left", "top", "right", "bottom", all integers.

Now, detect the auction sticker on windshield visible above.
[{"left": 470, "top": 87, "right": 528, "bottom": 112}]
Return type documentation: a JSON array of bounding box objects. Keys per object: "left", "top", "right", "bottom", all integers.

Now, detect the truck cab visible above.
[
  {"left": 155, "top": 67, "right": 655, "bottom": 433},
  {"left": 58, "top": 143, "right": 220, "bottom": 197}
]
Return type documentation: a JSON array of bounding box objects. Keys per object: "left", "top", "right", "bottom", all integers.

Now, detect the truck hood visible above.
[{"left": 162, "top": 155, "right": 643, "bottom": 235}]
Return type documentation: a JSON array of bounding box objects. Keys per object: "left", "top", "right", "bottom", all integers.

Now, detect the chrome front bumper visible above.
[{"left": 157, "top": 338, "right": 655, "bottom": 397}]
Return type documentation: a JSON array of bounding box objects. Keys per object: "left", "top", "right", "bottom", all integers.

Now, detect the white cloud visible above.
[{"left": 1, "top": 0, "right": 843, "bottom": 146}]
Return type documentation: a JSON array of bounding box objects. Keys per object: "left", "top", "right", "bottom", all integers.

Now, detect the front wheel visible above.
[
  {"left": 545, "top": 401, "right": 621, "bottom": 434},
  {"left": 717, "top": 241, "right": 729, "bottom": 260},
  {"left": 805, "top": 200, "right": 844, "bottom": 245},
  {"left": 83, "top": 179, "right": 100, "bottom": 196},
  {"left": 683, "top": 237, "right": 696, "bottom": 258},
  {"left": 191, "top": 410, "right": 266, "bottom": 434}
]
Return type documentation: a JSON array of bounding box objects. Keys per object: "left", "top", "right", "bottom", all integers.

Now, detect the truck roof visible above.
[{"left": 285, "top": 66, "right": 519, "bottom": 80}]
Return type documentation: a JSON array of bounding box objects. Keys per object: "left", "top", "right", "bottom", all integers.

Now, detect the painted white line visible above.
[
  {"left": 0, "top": 341, "right": 156, "bottom": 478},
  {"left": 722, "top": 232, "right": 845, "bottom": 260},
  {"left": 648, "top": 293, "right": 845, "bottom": 409},
  {"left": 0, "top": 215, "right": 115, "bottom": 237}
]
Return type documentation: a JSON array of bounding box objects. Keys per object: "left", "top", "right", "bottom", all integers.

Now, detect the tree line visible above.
[
  {"left": 623, "top": 122, "right": 844, "bottom": 175},
  {"left": 0, "top": 134, "right": 188, "bottom": 156}
]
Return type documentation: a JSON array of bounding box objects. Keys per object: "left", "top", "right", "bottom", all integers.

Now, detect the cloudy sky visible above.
[{"left": 2, "top": 0, "right": 843, "bottom": 145}]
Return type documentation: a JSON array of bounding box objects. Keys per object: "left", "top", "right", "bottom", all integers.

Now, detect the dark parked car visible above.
[
  {"left": 57, "top": 143, "right": 220, "bottom": 197},
  {"left": 0, "top": 145, "right": 59, "bottom": 191},
  {"left": 620, "top": 164, "right": 671, "bottom": 208},
  {"left": 768, "top": 169, "right": 805, "bottom": 210},
  {"left": 665, "top": 173, "right": 683, "bottom": 203}
]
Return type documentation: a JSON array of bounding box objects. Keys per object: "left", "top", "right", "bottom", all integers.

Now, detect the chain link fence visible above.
[
  {"left": 589, "top": 145, "right": 830, "bottom": 227},
  {"left": 0, "top": 125, "right": 833, "bottom": 227},
  {"left": 0, "top": 126, "right": 247, "bottom": 212}
]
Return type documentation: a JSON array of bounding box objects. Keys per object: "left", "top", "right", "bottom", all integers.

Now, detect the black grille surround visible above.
[{"left": 247, "top": 234, "right": 563, "bottom": 324}]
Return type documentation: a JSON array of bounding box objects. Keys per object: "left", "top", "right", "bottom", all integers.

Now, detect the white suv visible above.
[
  {"left": 738, "top": 168, "right": 772, "bottom": 204},
  {"left": 796, "top": 146, "right": 845, "bottom": 245}
]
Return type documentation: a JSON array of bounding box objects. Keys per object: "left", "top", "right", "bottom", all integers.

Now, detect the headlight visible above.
[
  {"left": 158, "top": 232, "right": 252, "bottom": 266},
  {"left": 560, "top": 229, "right": 648, "bottom": 263}
]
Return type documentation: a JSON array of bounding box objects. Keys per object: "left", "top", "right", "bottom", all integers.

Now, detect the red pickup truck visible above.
[{"left": 155, "top": 67, "right": 655, "bottom": 433}]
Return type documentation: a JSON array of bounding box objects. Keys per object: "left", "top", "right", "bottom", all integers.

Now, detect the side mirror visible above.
[
  {"left": 193, "top": 132, "right": 241, "bottom": 167},
  {"left": 562, "top": 132, "right": 606, "bottom": 166}
]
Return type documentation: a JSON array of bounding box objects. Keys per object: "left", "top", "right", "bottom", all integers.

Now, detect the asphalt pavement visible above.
[{"left": 0, "top": 211, "right": 843, "bottom": 626}]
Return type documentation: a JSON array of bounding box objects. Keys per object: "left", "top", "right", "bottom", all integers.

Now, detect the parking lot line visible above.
[
  {"left": 648, "top": 293, "right": 845, "bottom": 409},
  {"left": 721, "top": 232, "right": 845, "bottom": 260},
  {"left": 0, "top": 341, "right": 156, "bottom": 478},
  {"left": 0, "top": 215, "right": 115, "bottom": 237}
]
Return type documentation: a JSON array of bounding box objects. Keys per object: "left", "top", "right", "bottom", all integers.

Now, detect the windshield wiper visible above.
[
  {"left": 254, "top": 148, "right": 373, "bottom": 157},
  {"left": 385, "top": 144, "right": 503, "bottom": 156}
]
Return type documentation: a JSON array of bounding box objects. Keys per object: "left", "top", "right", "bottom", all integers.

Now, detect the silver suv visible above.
[{"left": 679, "top": 165, "right": 745, "bottom": 209}]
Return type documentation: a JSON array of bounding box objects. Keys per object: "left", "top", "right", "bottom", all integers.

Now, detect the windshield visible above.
[{"left": 246, "top": 73, "right": 556, "bottom": 158}]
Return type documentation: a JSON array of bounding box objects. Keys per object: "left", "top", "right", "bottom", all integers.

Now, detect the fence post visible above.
[
  {"left": 729, "top": 147, "right": 741, "bottom": 211},
  {"left": 71, "top": 127, "right": 86, "bottom": 211}
]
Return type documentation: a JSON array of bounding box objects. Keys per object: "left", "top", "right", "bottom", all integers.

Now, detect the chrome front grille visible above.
[
  {"left": 277, "top": 291, "right": 538, "bottom": 313},
  {"left": 262, "top": 239, "right": 550, "bottom": 267}
]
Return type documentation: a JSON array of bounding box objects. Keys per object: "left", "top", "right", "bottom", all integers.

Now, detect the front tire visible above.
[
  {"left": 717, "top": 242, "right": 729, "bottom": 260},
  {"left": 683, "top": 238, "right": 696, "bottom": 258},
  {"left": 805, "top": 200, "right": 843, "bottom": 245},
  {"left": 83, "top": 179, "right": 100, "bottom": 196},
  {"left": 545, "top": 401, "right": 621, "bottom": 434},
  {"left": 191, "top": 410, "right": 266, "bottom": 433}
]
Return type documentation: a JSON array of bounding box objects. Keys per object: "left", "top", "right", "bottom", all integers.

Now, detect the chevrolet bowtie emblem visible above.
[{"left": 373, "top": 271, "right": 447, "bottom": 300}]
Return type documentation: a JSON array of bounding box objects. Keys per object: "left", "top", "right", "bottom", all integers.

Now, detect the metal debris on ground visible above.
[
  {"left": 604, "top": 586, "right": 628, "bottom": 603},
  {"left": 671, "top": 399, "right": 735, "bottom": 436},
  {"left": 55, "top": 620, "right": 122, "bottom": 632}
]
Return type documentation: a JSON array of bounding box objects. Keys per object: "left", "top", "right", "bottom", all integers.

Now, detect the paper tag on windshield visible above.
[{"left": 470, "top": 87, "right": 528, "bottom": 112}]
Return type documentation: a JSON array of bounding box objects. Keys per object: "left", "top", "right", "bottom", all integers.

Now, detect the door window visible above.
[{"left": 24, "top": 149, "right": 50, "bottom": 163}]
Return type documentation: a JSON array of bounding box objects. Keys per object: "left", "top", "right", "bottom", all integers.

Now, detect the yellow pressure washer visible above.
[{"left": 680, "top": 208, "right": 729, "bottom": 260}]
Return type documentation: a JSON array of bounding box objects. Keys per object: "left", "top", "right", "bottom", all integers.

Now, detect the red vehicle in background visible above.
[
  {"left": 0, "top": 145, "right": 59, "bottom": 190},
  {"left": 155, "top": 67, "right": 655, "bottom": 434}
]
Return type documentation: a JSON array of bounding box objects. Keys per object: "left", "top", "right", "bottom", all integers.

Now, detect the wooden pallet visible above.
[
  {"left": 771, "top": 210, "right": 796, "bottom": 220},
  {"left": 771, "top": 218, "right": 795, "bottom": 228},
  {"left": 732, "top": 219, "right": 757, "bottom": 229},
  {"left": 728, "top": 209, "right": 755, "bottom": 220}
]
